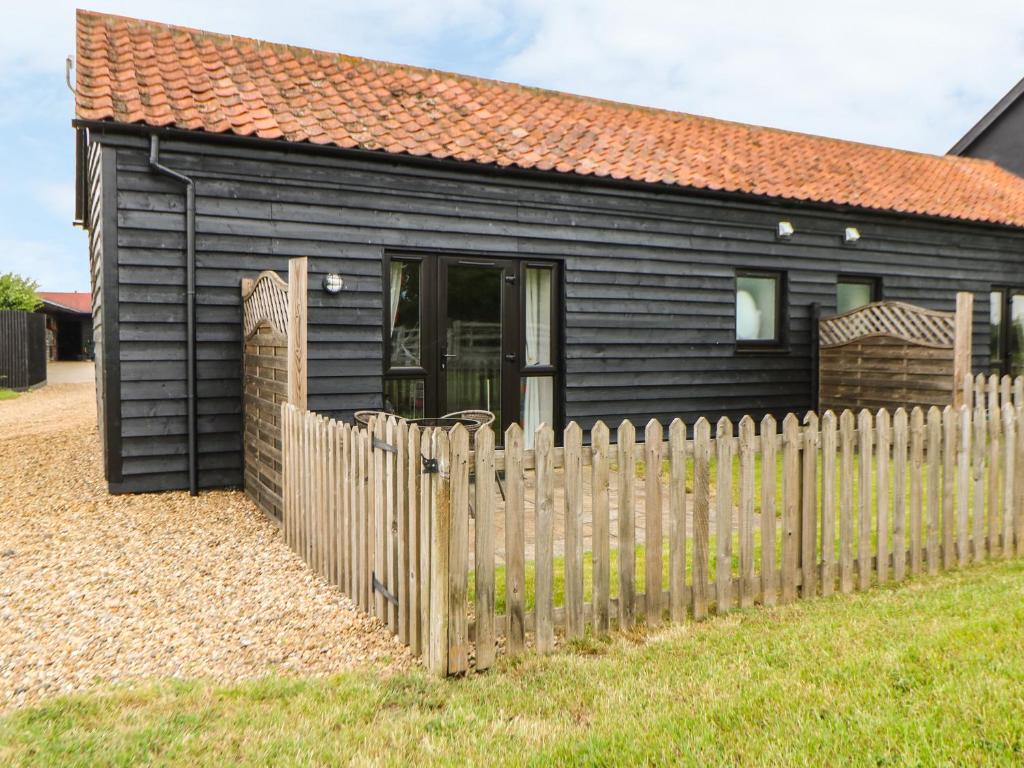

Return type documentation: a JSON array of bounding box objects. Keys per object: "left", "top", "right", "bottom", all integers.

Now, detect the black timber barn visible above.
[{"left": 74, "top": 10, "right": 1024, "bottom": 494}]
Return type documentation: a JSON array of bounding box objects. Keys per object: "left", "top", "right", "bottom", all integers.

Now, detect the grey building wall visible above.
[
  {"left": 951, "top": 79, "right": 1024, "bottom": 177},
  {"left": 84, "top": 128, "right": 1024, "bottom": 493}
]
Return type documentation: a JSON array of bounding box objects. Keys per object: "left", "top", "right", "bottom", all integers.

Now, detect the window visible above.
[
  {"left": 836, "top": 276, "right": 879, "bottom": 315},
  {"left": 384, "top": 378, "right": 425, "bottom": 419},
  {"left": 388, "top": 259, "right": 421, "bottom": 369},
  {"left": 991, "top": 290, "right": 1005, "bottom": 375},
  {"left": 736, "top": 271, "right": 783, "bottom": 346},
  {"left": 1010, "top": 295, "right": 1024, "bottom": 377},
  {"left": 384, "top": 257, "right": 427, "bottom": 420},
  {"left": 989, "top": 288, "right": 1024, "bottom": 377},
  {"left": 521, "top": 266, "right": 556, "bottom": 446}
]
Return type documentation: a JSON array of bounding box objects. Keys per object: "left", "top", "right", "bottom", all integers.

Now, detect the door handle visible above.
[{"left": 504, "top": 353, "right": 517, "bottom": 363}]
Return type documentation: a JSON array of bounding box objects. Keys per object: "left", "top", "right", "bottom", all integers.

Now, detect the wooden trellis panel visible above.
[
  {"left": 241, "top": 260, "right": 306, "bottom": 521},
  {"left": 819, "top": 295, "right": 972, "bottom": 413}
]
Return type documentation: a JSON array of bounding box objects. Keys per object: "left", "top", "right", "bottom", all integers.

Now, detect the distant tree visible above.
[{"left": 0, "top": 273, "right": 42, "bottom": 312}]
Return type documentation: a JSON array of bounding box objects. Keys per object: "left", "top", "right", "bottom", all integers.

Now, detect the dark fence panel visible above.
[{"left": 0, "top": 310, "right": 46, "bottom": 390}]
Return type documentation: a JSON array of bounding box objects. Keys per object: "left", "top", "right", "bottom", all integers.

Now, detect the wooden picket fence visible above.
[
  {"left": 281, "top": 407, "right": 437, "bottom": 658},
  {"left": 281, "top": 375, "right": 1024, "bottom": 676},
  {"left": 967, "top": 372, "right": 1024, "bottom": 412}
]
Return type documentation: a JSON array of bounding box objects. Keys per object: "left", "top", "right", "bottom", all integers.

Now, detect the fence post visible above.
[
  {"left": 781, "top": 414, "right": 801, "bottom": 603},
  {"left": 760, "top": 415, "right": 778, "bottom": 606},
  {"left": 801, "top": 412, "right": 819, "bottom": 599},
  {"left": 644, "top": 419, "right": 664, "bottom": 625},
  {"left": 535, "top": 423, "right": 556, "bottom": 653},
  {"left": 565, "top": 422, "right": 586, "bottom": 636},
  {"left": 427, "top": 428, "right": 451, "bottom": 677},
  {"left": 1016, "top": 406, "right": 1024, "bottom": 557},
  {"left": 1002, "top": 404, "right": 1015, "bottom": 559},
  {"left": 504, "top": 424, "right": 526, "bottom": 653},
  {"left": 876, "top": 409, "right": 891, "bottom": 584},
  {"left": 953, "top": 292, "right": 973, "bottom": 410},
  {"left": 474, "top": 425, "right": 496, "bottom": 670},
  {"left": 592, "top": 421, "right": 612, "bottom": 632},
  {"left": 715, "top": 417, "right": 734, "bottom": 613},
  {"left": 286, "top": 257, "right": 307, "bottom": 410},
  {"left": 857, "top": 410, "right": 874, "bottom": 590},
  {"left": 692, "top": 418, "right": 711, "bottom": 620},
  {"left": 447, "top": 424, "right": 470, "bottom": 673}
]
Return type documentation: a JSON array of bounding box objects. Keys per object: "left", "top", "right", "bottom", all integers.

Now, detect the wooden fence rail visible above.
[{"left": 281, "top": 373, "right": 1024, "bottom": 675}]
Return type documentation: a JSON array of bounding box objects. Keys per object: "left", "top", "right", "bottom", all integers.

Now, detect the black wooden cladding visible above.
[
  {"left": 84, "top": 128, "right": 1024, "bottom": 493},
  {"left": 0, "top": 311, "right": 46, "bottom": 390}
]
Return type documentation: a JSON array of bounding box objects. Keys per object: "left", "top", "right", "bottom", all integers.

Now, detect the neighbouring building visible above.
[
  {"left": 950, "top": 76, "right": 1024, "bottom": 377},
  {"left": 73, "top": 10, "right": 1024, "bottom": 493},
  {"left": 38, "top": 291, "right": 93, "bottom": 361}
]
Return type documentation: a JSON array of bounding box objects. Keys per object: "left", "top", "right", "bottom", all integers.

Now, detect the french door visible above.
[
  {"left": 990, "top": 288, "right": 1024, "bottom": 377},
  {"left": 383, "top": 253, "right": 559, "bottom": 439}
]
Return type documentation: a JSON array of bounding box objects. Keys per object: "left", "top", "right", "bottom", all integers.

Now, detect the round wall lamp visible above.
[{"left": 322, "top": 273, "right": 345, "bottom": 294}]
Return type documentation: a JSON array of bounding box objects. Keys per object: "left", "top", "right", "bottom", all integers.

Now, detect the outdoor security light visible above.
[
  {"left": 777, "top": 221, "right": 795, "bottom": 239},
  {"left": 322, "top": 273, "right": 345, "bottom": 294},
  {"left": 844, "top": 227, "right": 861, "bottom": 244}
]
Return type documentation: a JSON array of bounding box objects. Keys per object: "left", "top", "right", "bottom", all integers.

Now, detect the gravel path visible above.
[{"left": 0, "top": 383, "right": 412, "bottom": 714}]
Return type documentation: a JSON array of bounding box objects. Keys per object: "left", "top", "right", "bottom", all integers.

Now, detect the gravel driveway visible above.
[{"left": 0, "top": 382, "right": 411, "bottom": 713}]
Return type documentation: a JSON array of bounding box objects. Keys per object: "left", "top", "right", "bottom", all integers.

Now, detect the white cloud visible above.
[
  {"left": 0, "top": 1, "right": 509, "bottom": 77},
  {"left": 0, "top": 236, "right": 88, "bottom": 292},
  {"left": 33, "top": 182, "right": 74, "bottom": 222},
  {"left": 496, "top": 0, "right": 1024, "bottom": 152}
]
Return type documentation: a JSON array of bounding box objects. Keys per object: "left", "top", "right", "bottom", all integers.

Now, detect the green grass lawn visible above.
[
  {"left": 3, "top": 560, "right": 1024, "bottom": 766},
  {"left": 0, "top": 389, "right": 18, "bottom": 401}
]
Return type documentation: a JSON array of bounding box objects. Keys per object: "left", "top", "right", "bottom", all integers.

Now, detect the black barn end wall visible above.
[
  {"left": 85, "top": 129, "right": 1024, "bottom": 493},
  {"left": 953, "top": 92, "right": 1024, "bottom": 178}
]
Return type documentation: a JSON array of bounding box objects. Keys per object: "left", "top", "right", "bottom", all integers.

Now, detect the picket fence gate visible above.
[{"left": 281, "top": 374, "right": 1024, "bottom": 676}]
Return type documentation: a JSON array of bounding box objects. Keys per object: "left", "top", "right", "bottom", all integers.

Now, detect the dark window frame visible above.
[
  {"left": 381, "top": 250, "right": 563, "bottom": 436},
  {"left": 382, "top": 254, "right": 434, "bottom": 418},
  {"left": 735, "top": 268, "right": 787, "bottom": 352},
  {"left": 836, "top": 274, "right": 881, "bottom": 314}
]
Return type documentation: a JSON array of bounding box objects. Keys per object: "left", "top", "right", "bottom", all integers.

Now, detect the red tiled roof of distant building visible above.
[{"left": 39, "top": 291, "right": 91, "bottom": 314}]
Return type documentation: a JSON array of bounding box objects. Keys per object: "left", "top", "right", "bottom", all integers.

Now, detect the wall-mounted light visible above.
[
  {"left": 322, "top": 273, "right": 345, "bottom": 294},
  {"left": 777, "top": 221, "right": 795, "bottom": 239},
  {"left": 844, "top": 227, "right": 861, "bottom": 244}
]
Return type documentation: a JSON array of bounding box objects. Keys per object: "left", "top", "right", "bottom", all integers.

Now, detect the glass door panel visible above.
[
  {"left": 991, "top": 290, "right": 1005, "bottom": 375},
  {"left": 443, "top": 263, "right": 504, "bottom": 427},
  {"left": 1010, "top": 294, "right": 1024, "bottom": 377}
]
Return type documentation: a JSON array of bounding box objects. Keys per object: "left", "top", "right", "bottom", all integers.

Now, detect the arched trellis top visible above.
[
  {"left": 819, "top": 300, "right": 956, "bottom": 349},
  {"left": 242, "top": 270, "right": 290, "bottom": 339},
  {"left": 241, "top": 258, "right": 308, "bottom": 522}
]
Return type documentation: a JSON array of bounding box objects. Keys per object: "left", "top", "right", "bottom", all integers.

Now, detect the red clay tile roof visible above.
[
  {"left": 39, "top": 291, "right": 91, "bottom": 314},
  {"left": 75, "top": 9, "right": 1024, "bottom": 229}
]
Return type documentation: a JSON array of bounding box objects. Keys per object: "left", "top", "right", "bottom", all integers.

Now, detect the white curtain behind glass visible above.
[
  {"left": 523, "top": 269, "right": 552, "bottom": 448},
  {"left": 525, "top": 268, "right": 550, "bottom": 366},
  {"left": 736, "top": 289, "right": 761, "bottom": 340},
  {"left": 389, "top": 262, "right": 403, "bottom": 334}
]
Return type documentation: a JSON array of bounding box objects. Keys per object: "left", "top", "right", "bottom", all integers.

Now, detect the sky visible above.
[{"left": 3, "top": 1, "right": 1024, "bottom": 292}]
